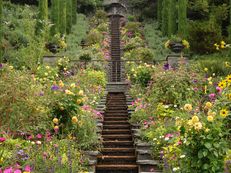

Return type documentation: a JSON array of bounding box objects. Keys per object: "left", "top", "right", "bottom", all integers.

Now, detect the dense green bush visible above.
[
  {"left": 0, "top": 64, "right": 50, "bottom": 133},
  {"left": 85, "top": 29, "right": 103, "bottom": 45},
  {"left": 148, "top": 65, "right": 202, "bottom": 105},
  {"left": 188, "top": 20, "right": 222, "bottom": 54}
]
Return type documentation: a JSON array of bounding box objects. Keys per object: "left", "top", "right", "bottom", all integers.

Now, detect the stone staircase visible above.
[{"left": 96, "top": 93, "right": 138, "bottom": 173}]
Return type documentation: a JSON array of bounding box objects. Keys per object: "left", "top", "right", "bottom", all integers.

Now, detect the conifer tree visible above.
[
  {"left": 72, "top": 0, "right": 77, "bottom": 24},
  {"left": 167, "top": 0, "right": 177, "bottom": 36},
  {"left": 157, "top": 0, "right": 162, "bottom": 27},
  {"left": 51, "top": 0, "right": 60, "bottom": 36},
  {"left": 66, "top": 0, "right": 72, "bottom": 34},
  {"left": 178, "top": 0, "right": 188, "bottom": 38},
  {"left": 35, "top": 0, "right": 48, "bottom": 35},
  {"left": 161, "top": 0, "right": 168, "bottom": 35},
  {"left": 59, "top": 0, "right": 67, "bottom": 35}
]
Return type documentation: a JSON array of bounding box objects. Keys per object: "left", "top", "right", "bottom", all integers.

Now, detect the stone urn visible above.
[{"left": 169, "top": 42, "right": 185, "bottom": 53}]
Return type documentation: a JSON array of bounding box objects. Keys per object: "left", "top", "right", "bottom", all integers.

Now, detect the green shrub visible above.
[
  {"left": 124, "top": 22, "right": 142, "bottom": 34},
  {"left": 85, "top": 29, "right": 103, "bottom": 45},
  {"left": 194, "top": 54, "right": 231, "bottom": 76},
  {"left": 124, "top": 36, "right": 145, "bottom": 51},
  {"left": 188, "top": 19, "right": 222, "bottom": 54},
  {"left": 0, "top": 64, "right": 50, "bottom": 133},
  {"left": 124, "top": 47, "right": 154, "bottom": 62},
  {"left": 148, "top": 65, "right": 201, "bottom": 105}
]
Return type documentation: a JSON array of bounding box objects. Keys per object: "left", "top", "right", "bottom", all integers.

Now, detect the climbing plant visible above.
[
  {"left": 178, "top": 0, "right": 188, "bottom": 37},
  {"left": 72, "top": 0, "right": 77, "bottom": 24},
  {"left": 59, "top": 0, "right": 67, "bottom": 35},
  {"left": 35, "top": 0, "right": 48, "bottom": 36},
  {"left": 51, "top": 0, "right": 60, "bottom": 36},
  {"left": 66, "top": 0, "right": 72, "bottom": 34}
]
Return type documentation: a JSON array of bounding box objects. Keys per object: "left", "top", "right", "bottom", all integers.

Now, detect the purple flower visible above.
[
  {"left": 0, "top": 64, "right": 3, "bottom": 69},
  {"left": 39, "top": 91, "right": 44, "bottom": 96},
  {"left": 51, "top": 85, "right": 59, "bottom": 91},
  {"left": 163, "top": 63, "right": 170, "bottom": 70}
]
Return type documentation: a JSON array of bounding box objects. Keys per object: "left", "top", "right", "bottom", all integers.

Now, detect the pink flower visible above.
[
  {"left": 24, "top": 165, "right": 31, "bottom": 172},
  {"left": 0, "top": 137, "right": 6, "bottom": 142},
  {"left": 216, "top": 86, "right": 222, "bottom": 94},
  {"left": 165, "top": 133, "right": 173, "bottom": 138},
  {"left": 3, "top": 167, "right": 13, "bottom": 173},
  {"left": 13, "top": 169, "right": 21, "bottom": 173},
  {"left": 36, "top": 134, "right": 42, "bottom": 139},
  {"left": 27, "top": 135, "right": 33, "bottom": 140}
]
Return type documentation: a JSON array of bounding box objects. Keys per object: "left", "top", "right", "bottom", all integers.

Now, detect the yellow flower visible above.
[
  {"left": 76, "top": 99, "right": 82, "bottom": 105},
  {"left": 221, "top": 40, "right": 226, "bottom": 46},
  {"left": 225, "top": 62, "right": 231, "bottom": 68},
  {"left": 207, "top": 111, "right": 216, "bottom": 117},
  {"left": 65, "top": 89, "right": 74, "bottom": 95},
  {"left": 205, "top": 128, "right": 210, "bottom": 133},
  {"left": 218, "top": 81, "right": 226, "bottom": 89},
  {"left": 79, "top": 90, "right": 84, "bottom": 96},
  {"left": 194, "top": 122, "right": 202, "bottom": 130},
  {"left": 192, "top": 115, "right": 199, "bottom": 123},
  {"left": 53, "top": 118, "right": 59, "bottom": 124},
  {"left": 164, "top": 40, "right": 170, "bottom": 48},
  {"left": 72, "top": 116, "right": 78, "bottom": 124},
  {"left": 184, "top": 104, "right": 192, "bottom": 112},
  {"left": 207, "top": 115, "right": 214, "bottom": 122},
  {"left": 205, "top": 102, "right": 213, "bottom": 109},
  {"left": 54, "top": 126, "right": 59, "bottom": 130},
  {"left": 220, "top": 109, "right": 228, "bottom": 118},
  {"left": 70, "top": 83, "right": 76, "bottom": 88},
  {"left": 227, "top": 93, "right": 231, "bottom": 100},
  {"left": 204, "top": 68, "right": 208, "bottom": 72},
  {"left": 226, "top": 75, "right": 231, "bottom": 83},
  {"left": 187, "top": 120, "right": 193, "bottom": 126},
  {"left": 182, "top": 39, "right": 190, "bottom": 49},
  {"left": 59, "top": 80, "right": 64, "bottom": 88}
]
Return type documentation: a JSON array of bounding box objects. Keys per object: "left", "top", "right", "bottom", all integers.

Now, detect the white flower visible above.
[
  {"left": 180, "top": 155, "right": 185, "bottom": 158},
  {"left": 173, "top": 167, "right": 180, "bottom": 172},
  {"left": 153, "top": 138, "right": 157, "bottom": 141},
  {"left": 164, "top": 137, "right": 169, "bottom": 141},
  {"left": 36, "top": 141, "right": 42, "bottom": 145},
  {"left": 174, "top": 105, "right": 177, "bottom": 108}
]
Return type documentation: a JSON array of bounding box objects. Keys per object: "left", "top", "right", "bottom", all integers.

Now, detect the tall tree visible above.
[
  {"left": 35, "top": 0, "right": 48, "bottom": 35},
  {"left": 72, "top": 0, "right": 77, "bottom": 24},
  {"left": 178, "top": 0, "right": 188, "bottom": 38},
  {"left": 167, "top": 0, "right": 177, "bottom": 36},
  {"left": 161, "top": 0, "right": 168, "bottom": 35},
  {"left": 0, "top": 0, "right": 2, "bottom": 61},
  {"left": 59, "top": 0, "right": 66, "bottom": 35},
  {"left": 66, "top": 0, "right": 72, "bottom": 34},
  {"left": 157, "top": 0, "right": 162, "bottom": 27},
  {"left": 51, "top": 0, "right": 60, "bottom": 36}
]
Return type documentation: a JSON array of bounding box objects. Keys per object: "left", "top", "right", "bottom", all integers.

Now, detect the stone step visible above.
[
  {"left": 102, "top": 129, "right": 131, "bottom": 135},
  {"left": 98, "top": 155, "right": 136, "bottom": 164},
  {"left": 102, "top": 134, "right": 132, "bottom": 141},
  {"left": 103, "top": 124, "right": 130, "bottom": 129},
  {"left": 101, "top": 148, "right": 136, "bottom": 156},
  {"left": 104, "top": 117, "right": 128, "bottom": 121},
  {"left": 103, "top": 141, "right": 134, "bottom": 148},
  {"left": 96, "top": 164, "right": 138, "bottom": 173},
  {"left": 103, "top": 121, "right": 130, "bottom": 125}
]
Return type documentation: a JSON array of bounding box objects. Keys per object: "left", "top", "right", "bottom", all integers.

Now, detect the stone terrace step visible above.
[{"left": 98, "top": 155, "right": 136, "bottom": 164}]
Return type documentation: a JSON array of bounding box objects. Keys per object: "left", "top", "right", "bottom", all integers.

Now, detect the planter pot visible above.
[
  {"left": 169, "top": 42, "right": 185, "bottom": 53},
  {"left": 46, "top": 43, "right": 60, "bottom": 54}
]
